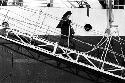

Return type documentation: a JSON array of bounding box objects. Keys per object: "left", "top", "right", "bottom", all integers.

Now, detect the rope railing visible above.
[{"left": 1, "top": 7, "right": 104, "bottom": 36}]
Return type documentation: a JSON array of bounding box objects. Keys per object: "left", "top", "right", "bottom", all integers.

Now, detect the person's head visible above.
[
  {"left": 62, "top": 11, "right": 72, "bottom": 20},
  {"left": 2, "top": 22, "right": 9, "bottom": 28}
]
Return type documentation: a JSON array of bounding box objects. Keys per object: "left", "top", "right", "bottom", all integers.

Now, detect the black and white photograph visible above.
[{"left": 0, "top": 0, "right": 125, "bottom": 83}]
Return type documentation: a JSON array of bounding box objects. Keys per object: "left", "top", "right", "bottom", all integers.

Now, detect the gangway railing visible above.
[{"left": 0, "top": 7, "right": 125, "bottom": 81}]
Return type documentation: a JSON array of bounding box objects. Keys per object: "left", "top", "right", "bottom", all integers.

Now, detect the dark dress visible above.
[
  {"left": 57, "top": 19, "right": 75, "bottom": 49},
  {"left": 98, "top": 1, "right": 106, "bottom": 9}
]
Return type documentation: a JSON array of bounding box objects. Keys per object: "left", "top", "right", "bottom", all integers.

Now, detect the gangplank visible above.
[{"left": 0, "top": 6, "right": 125, "bottom": 82}]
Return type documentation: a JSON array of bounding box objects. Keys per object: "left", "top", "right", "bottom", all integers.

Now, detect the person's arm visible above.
[{"left": 56, "top": 20, "right": 63, "bottom": 28}]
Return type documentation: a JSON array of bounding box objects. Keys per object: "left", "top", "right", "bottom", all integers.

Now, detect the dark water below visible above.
[{"left": 0, "top": 55, "right": 94, "bottom": 83}]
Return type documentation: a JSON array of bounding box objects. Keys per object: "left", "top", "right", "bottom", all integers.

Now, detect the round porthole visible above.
[{"left": 84, "top": 24, "right": 92, "bottom": 31}]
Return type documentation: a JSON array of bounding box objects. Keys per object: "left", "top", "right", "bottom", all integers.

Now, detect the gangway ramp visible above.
[{"left": 0, "top": 7, "right": 125, "bottom": 82}]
